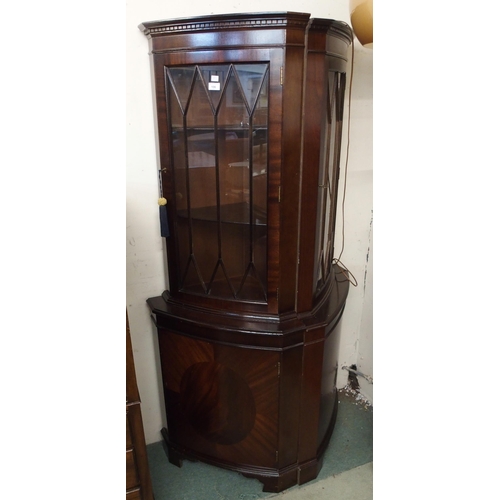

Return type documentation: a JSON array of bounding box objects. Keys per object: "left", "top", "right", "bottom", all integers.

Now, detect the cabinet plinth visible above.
[{"left": 141, "top": 11, "right": 352, "bottom": 493}]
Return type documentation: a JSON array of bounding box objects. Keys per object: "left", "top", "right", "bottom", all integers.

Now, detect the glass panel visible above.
[
  {"left": 314, "top": 73, "right": 333, "bottom": 291},
  {"left": 184, "top": 69, "right": 217, "bottom": 288},
  {"left": 252, "top": 69, "right": 269, "bottom": 224},
  {"left": 220, "top": 222, "right": 249, "bottom": 294},
  {"left": 234, "top": 64, "right": 268, "bottom": 113},
  {"left": 167, "top": 71, "right": 190, "bottom": 288},
  {"left": 251, "top": 225, "right": 268, "bottom": 297},
  {"left": 315, "top": 72, "right": 337, "bottom": 291},
  {"left": 324, "top": 73, "right": 340, "bottom": 269},
  {"left": 168, "top": 67, "right": 196, "bottom": 113},
  {"left": 175, "top": 219, "right": 192, "bottom": 289},
  {"left": 218, "top": 66, "right": 250, "bottom": 219},
  {"left": 167, "top": 63, "right": 269, "bottom": 302},
  {"left": 187, "top": 68, "right": 216, "bottom": 129},
  {"left": 189, "top": 219, "right": 215, "bottom": 293},
  {"left": 199, "top": 65, "right": 229, "bottom": 111},
  {"left": 170, "top": 128, "right": 188, "bottom": 213},
  {"left": 330, "top": 73, "right": 346, "bottom": 261},
  {"left": 328, "top": 69, "right": 336, "bottom": 123},
  {"left": 247, "top": 68, "right": 269, "bottom": 298},
  {"left": 186, "top": 71, "right": 217, "bottom": 211},
  {"left": 314, "top": 70, "right": 346, "bottom": 296}
]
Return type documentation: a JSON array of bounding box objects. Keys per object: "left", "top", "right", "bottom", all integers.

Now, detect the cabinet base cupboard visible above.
[{"left": 140, "top": 12, "right": 353, "bottom": 493}]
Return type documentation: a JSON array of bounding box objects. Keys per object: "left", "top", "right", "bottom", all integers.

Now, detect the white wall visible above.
[
  {"left": 126, "top": 0, "right": 373, "bottom": 444},
  {"left": 335, "top": 41, "right": 373, "bottom": 399}
]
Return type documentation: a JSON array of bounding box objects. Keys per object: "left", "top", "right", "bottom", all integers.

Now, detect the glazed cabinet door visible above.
[
  {"left": 167, "top": 63, "right": 269, "bottom": 301},
  {"left": 154, "top": 54, "right": 279, "bottom": 306}
]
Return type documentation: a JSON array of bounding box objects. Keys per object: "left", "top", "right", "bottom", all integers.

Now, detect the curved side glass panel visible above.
[{"left": 313, "top": 70, "right": 347, "bottom": 296}]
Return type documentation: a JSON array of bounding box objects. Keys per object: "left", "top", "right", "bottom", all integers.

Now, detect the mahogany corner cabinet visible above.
[{"left": 140, "top": 12, "right": 353, "bottom": 493}]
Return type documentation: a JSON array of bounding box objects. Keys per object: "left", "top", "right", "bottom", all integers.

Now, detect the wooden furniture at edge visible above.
[
  {"left": 127, "top": 312, "right": 154, "bottom": 499},
  {"left": 140, "top": 12, "right": 353, "bottom": 493}
]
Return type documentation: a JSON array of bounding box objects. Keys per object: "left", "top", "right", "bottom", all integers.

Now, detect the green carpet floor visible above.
[{"left": 146, "top": 388, "right": 373, "bottom": 500}]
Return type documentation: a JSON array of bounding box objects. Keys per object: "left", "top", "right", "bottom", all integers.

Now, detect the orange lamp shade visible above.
[{"left": 350, "top": 0, "right": 373, "bottom": 47}]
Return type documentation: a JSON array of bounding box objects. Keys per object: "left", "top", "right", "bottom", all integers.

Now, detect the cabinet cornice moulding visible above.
[
  {"left": 307, "top": 18, "right": 353, "bottom": 44},
  {"left": 139, "top": 11, "right": 312, "bottom": 37}
]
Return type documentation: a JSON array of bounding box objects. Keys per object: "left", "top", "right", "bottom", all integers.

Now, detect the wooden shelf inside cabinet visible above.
[
  {"left": 141, "top": 11, "right": 353, "bottom": 493},
  {"left": 126, "top": 312, "right": 154, "bottom": 500},
  {"left": 177, "top": 202, "right": 267, "bottom": 226}
]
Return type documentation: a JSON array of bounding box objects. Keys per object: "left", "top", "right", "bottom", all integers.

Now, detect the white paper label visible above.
[
  {"left": 208, "top": 82, "right": 221, "bottom": 91},
  {"left": 210, "top": 75, "right": 220, "bottom": 82}
]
